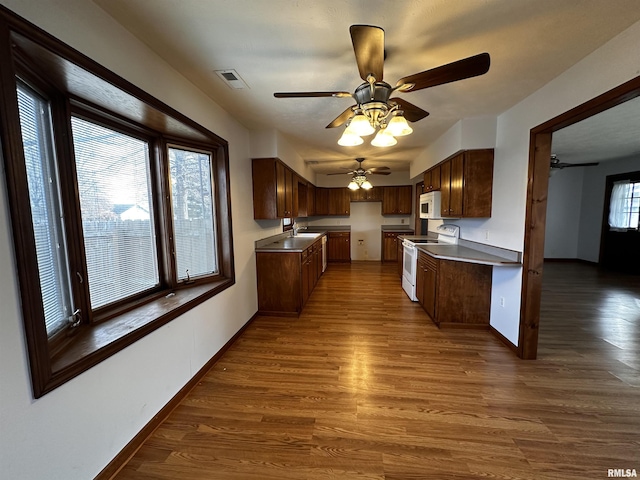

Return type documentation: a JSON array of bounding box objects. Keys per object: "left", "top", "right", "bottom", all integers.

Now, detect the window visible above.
[
  {"left": 608, "top": 180, "right": 640, "bottom": 230},
  {"left": 1, "top": 9, "right": 234, "bottom": 397}
]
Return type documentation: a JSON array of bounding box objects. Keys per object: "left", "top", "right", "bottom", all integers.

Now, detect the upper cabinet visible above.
[
  {"left": 425, "top": 149, "right": 494, "bottom": 218},
  {"left": 252, "top": 157, "right": 304, "bottom": 219},
  {"left": 423, "top": 165, "right": 441, "bottom": 193},
  {"left": 382, "top": 185, "right": 412, "bottom": 215}
]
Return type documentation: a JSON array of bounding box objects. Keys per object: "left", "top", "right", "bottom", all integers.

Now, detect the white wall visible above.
[
  {"left": 544, "top": 168, "right": 585, "bottom": 258},
  {"left": 0, "top": 1, "right": 268, "bottom": 479},
  {"left": 577, "top": 155, "right": 640, "bottom": 261}
]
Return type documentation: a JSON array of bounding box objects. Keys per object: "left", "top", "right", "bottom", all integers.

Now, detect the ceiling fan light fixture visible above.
[
  {"left": 338, "top": 130, "right": 364, "bottom": 146},
  {"left": 347, "top": 112, "right": 375, "bottom": 136},
  {"left": 371, "top": 128, "right": 397, "bottom": 147},
  {"left": 348, "top": 180, "right": 360, "bottom": 190},
  {"left": 386, "top": 113, "right": 413, "bottom": 136},
  {"left": 361, "top": 180, "right": 373, "bottom": 190}
]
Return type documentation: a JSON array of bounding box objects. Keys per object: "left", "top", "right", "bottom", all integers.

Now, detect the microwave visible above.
[{"left": 419, "top": 191, "right": 442, "bottom": 219}]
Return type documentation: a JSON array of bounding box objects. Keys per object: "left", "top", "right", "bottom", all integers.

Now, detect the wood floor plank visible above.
[{"left": 112, "top": 261, "right": 640, "bottom": 479}]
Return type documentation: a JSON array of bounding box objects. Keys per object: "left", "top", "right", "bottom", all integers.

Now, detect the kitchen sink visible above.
[{"left": 294, "top": 232, "right": 322, "bottom": 238}]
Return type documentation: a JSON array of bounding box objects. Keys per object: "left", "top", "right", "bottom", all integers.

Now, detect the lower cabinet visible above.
[
  {"left": 397, "top": 240, "right": 403, "bottom": 278},
  {"left": 257, "top": 238, "right": 324, "bottom": 316},
  {"left": 416, "top": 251, "right": 492, "bottom": 328},
  {"left": 327, "top": 231, "right": 350, "bottom": 262},
  {"left": 382, "top": 231, "right": 406, "bottom": 263}
]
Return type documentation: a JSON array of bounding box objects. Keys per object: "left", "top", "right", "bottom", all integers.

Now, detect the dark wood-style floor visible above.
[{"left": 114, "top": 262, "right": 640, "bottom": 480}]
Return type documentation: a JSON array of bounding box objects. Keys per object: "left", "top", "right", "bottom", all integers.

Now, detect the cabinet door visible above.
[
  {"left": 382, "top": 186, "right": 398, "bottom": 214},
  {"left": 397, "top": 241, "right": 403, "bottom": 277},
  {"left": 440, "top": 160, "right": 451, "bottom": 216},
  {"left": 382, "top": 233, "right": 398, "bottom": 263},
  {"left": 462, "top": 149, "right": 494, "bottom": 218},
  {"left": 431, "top": 165, "right": 441, "bottom": 191},
  {"left": 276, "top": 161, "right": 286, "bottom": 218},
  {"left": 424, "top": 261, "right": 437, "bottom": 320},
  {"left": 315, "top": 187, "right": 329, "bottom": 216},
  {"left": 449, "top": 154, "right": 463, "bottom": 217},
  {"left": 307, "top": 183, "right": 316, "bottom": 216},
  {"left": 284, "top": 167, "right": 294, "bottom": 217},
  {"left": 329, "top": 188, "right": 350, "bottom": 216},
  {"left": 397, "top": 186, "right": 412, "bottom": 214},
  {"left": 423, "top": 170, "right": 431, "bottom": 192},
  {"left": 301, "top": 251, "right": 310, "bottom": 305},
  {"left": 416, "top": 260, "right": 425, "bottom": 306}
]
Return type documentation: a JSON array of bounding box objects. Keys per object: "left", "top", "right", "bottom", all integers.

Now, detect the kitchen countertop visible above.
[
  {"left": 398, "top": 234, "right": 439, "bottom": 242},
  {"left": 417, "top": 244, "right": 520, "bottom": 267},
  {"left": 305, "top": 225, "right": 351, "bottom": 232},
  {"left": 381, "top": 225, "right": 414, "bottom": 232},
  {"left": 256, "top": 233, "right": 325, "bottom": 253}
]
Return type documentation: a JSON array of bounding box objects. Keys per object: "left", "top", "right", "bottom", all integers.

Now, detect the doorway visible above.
[{"left": 519, "top": 75, "right": 640, "bottom": 359}]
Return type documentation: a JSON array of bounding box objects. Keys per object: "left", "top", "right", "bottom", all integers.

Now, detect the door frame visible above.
[{"left": 518, "top": 75, "right": 640, "bottom": 359}]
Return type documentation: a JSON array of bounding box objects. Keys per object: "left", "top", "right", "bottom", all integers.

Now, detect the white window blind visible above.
[
  {"left": 168, "top": 146, "right": 218, "bottom": 281},
  {"left": 609, "top": 180, "right": 640, "bottom": 231},
  {"left": 71, "top": 117, "right": 159, "bottom": 308},
  {"left": 17, "top": 84, "right": 72, "bottom": 337}
]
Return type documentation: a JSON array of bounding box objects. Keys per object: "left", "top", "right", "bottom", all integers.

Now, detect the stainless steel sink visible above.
[{"left": 294, "top": 232, "right": 322, "bottom": 238}]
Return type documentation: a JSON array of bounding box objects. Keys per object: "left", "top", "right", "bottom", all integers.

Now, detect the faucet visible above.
[{"left": 292, "top": 222, "right": 298, "bottom": 236}]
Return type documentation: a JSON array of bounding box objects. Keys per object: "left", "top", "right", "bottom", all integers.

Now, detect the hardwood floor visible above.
[{"left": 113, "top": 262, "right": 640, "bottom": 480}]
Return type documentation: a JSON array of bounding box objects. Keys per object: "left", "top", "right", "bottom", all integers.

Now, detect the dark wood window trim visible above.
[{"left": 0, "top": 6, "right": 235, "bottom": 397}]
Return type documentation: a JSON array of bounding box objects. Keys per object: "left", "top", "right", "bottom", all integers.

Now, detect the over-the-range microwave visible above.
[{"left": 419, "top": 191, "right": 442, "bottom": 219}]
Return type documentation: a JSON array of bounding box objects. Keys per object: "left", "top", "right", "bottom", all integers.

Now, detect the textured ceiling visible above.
[{"left": 94, "top": 0, "right": 640, "bottom": 174}]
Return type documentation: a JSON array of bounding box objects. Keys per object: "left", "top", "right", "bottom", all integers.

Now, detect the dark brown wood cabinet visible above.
[
  {"left": 350, "top": 187, "right": 382, "bottom": 202},
  {"left": 438, "top": 149, "right": 493, "bottom": 218},
  {"left": 314, "top": 187, "right": 329, "bottom": 216},
  {"left": 327, "top": 231, "right": 350, "bottom": 262},
  {"left": 307, "top": 183, "right": 316, "bottom": 217},
  {"left": 257, "top": 237, "right": 325, "bottom": 316},
  {"left": 381, "top": 231, "right": 404, "bottom": 263},
  {"left": 382, "top": 185, "right": 412, "bottom": 215},
  {"left": 252, "top": 157, "right": 298, "bottom": 219},
  {"left": 397, "top": 239, "right": 404, "bottom": 277},
  {"left": 328, "top": 188, "right": 350, "bottom": 216},
  {"left": 423, "top": 165, "right": 441, "bottom": 192},
  {"left": 416, "top": 251, "right": 491, "bottom": 328}
]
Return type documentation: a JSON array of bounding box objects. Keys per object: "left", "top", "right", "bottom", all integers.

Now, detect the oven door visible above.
[{"left": 401, "top": 241, "right": 418, "bottom": 301}]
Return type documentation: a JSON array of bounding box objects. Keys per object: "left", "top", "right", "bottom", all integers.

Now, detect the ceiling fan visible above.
[
  {"left": 327, "top": 158, "right": 390, "bottom": 190},
  {"left": 274, "top": 25, "right": 490, "bottom": 147},
  {"left": 550, "top": 154, "right": 599, "bottom": 170}
]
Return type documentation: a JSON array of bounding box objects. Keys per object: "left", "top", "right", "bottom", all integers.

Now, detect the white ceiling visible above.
[{"left": 93, "top": 0, "right": 640, "bottom": 174}]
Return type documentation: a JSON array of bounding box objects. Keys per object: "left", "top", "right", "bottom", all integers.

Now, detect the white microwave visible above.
[{"left": 419, "top": 191, "right": 442, "bottom": 219}]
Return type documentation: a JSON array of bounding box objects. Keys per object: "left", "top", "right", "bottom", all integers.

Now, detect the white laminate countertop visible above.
[{"left": 417, "top": 244, "right": 521, "bottom": 267}]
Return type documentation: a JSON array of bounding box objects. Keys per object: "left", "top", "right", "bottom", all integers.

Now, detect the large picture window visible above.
[{"left": 1, "top": 9, "right": 234, "bottom": 397}]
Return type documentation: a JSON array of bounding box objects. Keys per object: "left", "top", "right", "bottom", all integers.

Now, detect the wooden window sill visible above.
[{"left": 46, "top": 277, "right": 234, "bottom": 393}]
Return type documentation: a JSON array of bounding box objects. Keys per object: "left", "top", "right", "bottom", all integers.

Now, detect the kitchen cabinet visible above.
[
  {"left": 382, "top": 185, "right": 412, "bottom": 215},
  {"left": 439, "top": 149, "right": 493, "bottom": 218},
  {"left": 416, "top": 251, "right": 491, "bottom": 327},
  {"left": 327, "top": 231, "right": 350, "bottom": 262},
  {"left": 423, "top": 165, "right": 441, "bottom": 192},
  {"left": 252, "top": 157, "right": 297, "bottom": 219},
  {"left": 297, "top": 179, "right": 308, "bottom": 217},
  {"left": 315, "top": 187, "right": 330, "bottom": 216},
  {"left": 307, "top": 183, "right": 316, "bottom": 217},
  {"left": 381, "top": 231, "right": 403, "bottom": 263},
  {"left": 328, "top": 188, "right": 350, "bottom": 216},
  {"left": 350, "top": 187, "right": 382, "bottom": 202},
  {"left": 257, "top": 237, "right": 324, "bottom": 316}
]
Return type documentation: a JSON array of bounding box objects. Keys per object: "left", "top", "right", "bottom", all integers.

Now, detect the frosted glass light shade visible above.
[
  {"left": 361, "top": 180, "right": 373, "bottom": 190},
  {"left": 338, "top": 131, "right": 364, "bottom": 146},
  {"left": 371, "top": 129, "right": 397, "bottom": 147},
  {"left": 347, "top": 113, "right": 375, "bottom": 136},
  {"left": 348, "top": 180, "right": 360, "bottom": 190},
  {"left": 386, "top": 115, "right": 413, "bottom": 136}
]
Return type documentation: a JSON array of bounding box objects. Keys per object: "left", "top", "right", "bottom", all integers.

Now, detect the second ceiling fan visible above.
[{"left": 274, "top": 25, "right": 491, "bottom": 146}]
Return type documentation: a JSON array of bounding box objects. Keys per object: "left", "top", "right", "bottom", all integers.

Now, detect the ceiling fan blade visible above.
[
  {"left": 326, "top": 171, "right": 352, "bottom": 175},
  {"left": 326, "top": 105, "right": 357, "bottom": 128},
  {"left": 369, "top": 171, "right": 391, "bottom": 175},
  {"left": 557, "top": 162, "right": 599, "bottom": 168},
  {"left": 350, "top": 25, "right": 385, "bottom": 81},
  {"left": 390, "top": 97, "right": 429, "bottom": 122},
  {"left": 367, "top": 166, "right": 390, "bottom": 172},
  {"left": 396, "top": 52, "right": 490, "bottom": 92},
  {"left": 274, "top": 91, "right": 352, "bottom": 98}
]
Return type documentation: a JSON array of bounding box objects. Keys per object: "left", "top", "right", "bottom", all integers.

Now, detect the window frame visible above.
[{"left": 0, "top": 7, "right": 235, "bottom": 397}]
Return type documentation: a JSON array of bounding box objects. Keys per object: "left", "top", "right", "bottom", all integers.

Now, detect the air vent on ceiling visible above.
[{"left": 214, "top": 69, "right": 249, "bottom": 89}]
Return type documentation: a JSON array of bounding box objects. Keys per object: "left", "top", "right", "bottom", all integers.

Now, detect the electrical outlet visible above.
[
  {"left": 401, "top": 218, "right": 405, "bottom": 224},
  {"left": 358, "top": 239, "right": 364, "bottom": 246},
  {"left": 500, "top": 297, "right": 505, "bottom": 308},
  {"left": 484, "top": 229, "right": 489, "bottom": 241}
]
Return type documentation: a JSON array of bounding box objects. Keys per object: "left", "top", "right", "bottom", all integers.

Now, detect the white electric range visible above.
[{"left": 401, "top": 225, "right": 459, "bottom": 301}]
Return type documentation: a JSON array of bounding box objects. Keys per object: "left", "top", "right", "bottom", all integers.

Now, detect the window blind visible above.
[{"left": 71, "top": 117, "right": 159, "bottom": 309}]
